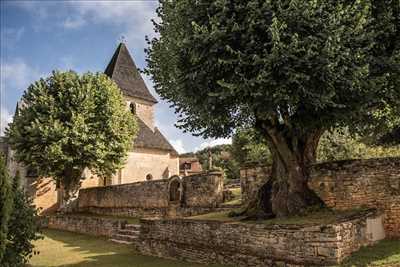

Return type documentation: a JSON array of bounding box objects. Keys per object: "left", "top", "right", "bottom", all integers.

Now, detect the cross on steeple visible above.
[{"left": 119, "top": 35, "right": 126, "bottom": 43}]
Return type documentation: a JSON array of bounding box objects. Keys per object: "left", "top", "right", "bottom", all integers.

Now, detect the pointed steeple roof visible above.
[{"left": 105, "top": 43, "right": 157, "bottom": 103}]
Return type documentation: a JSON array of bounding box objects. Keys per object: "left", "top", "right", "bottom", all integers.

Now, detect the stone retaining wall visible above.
[
  {"left": 46, "top": 214, "right": 127, "bottom": 237},
  {"left": 240, "top": 157, "right": 400, "bottom": 238},
  {"left": 77, "top": 172, "right": 224, "bottom": 218},
  {"left": 182, "top": 172, "right": 224, "bottom": 208},
  {"left": 136, "top": 211, "right": 385, "bottom": 267}
]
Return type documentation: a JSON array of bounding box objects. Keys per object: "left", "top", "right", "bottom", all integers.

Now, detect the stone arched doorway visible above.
[{"left": 168, "top": 176, "right": 182, "bottom": 203}]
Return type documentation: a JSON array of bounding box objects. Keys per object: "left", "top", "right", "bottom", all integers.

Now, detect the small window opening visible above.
[
  {"left": 130, "top": 103, "right": 136, "bottom": 115},
  {"left": 184, "top": 162, "right": 191, "bottom": 170},
  {"left": 146, "top": 174, "right": 153, "bottom": 181}
]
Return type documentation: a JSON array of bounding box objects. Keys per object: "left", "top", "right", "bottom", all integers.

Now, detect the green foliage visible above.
[
  {"left": 0, "top": 154, "right": 13, "bottom": 262},
  {"left": 182, "top": 144, "right": 240, "bottom": 179},
  {"left": 231, "top": 129, "right": 271, "bottom": 166},
  {"left": 354, "top": 0, "right": 400, "bottom": 146},
  {"left": 7, "top": 71, "right": 138, "bottom": 199},
  {"left": 359, "top": 103, "right": 400, "bottom": 146},
  {"left": 318, "top": 128, "right": 400, "bottom": 162},
  {"left": 146, "top": 0, "right": 398, "bottom": 139},
  {"left": 1, "top": 172, "right": 42, "bottom": 267}
]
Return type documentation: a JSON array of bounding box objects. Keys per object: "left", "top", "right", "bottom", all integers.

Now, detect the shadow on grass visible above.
[
  {"left": 337, "top": 239, "right": 400, "bottom": 267},
  {"left": 32, "top": 229, "right": 227, "bottom": 267}
]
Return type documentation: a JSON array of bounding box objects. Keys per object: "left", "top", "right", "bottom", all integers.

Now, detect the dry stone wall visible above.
[
  {"left": 136, "top": 211, "right": 384, "bottom": 267},
  {"left": 46, "top": 214, "right": 127, "bottom": 237},
  {"left": 240, "top": 157, "right": 400, "bottom": 238},
  {"left": 76, "top": 172, "right": 224, "bottom": 218},
  {"left": 182, "top": 171, "right": 224, "bottom": 208}
]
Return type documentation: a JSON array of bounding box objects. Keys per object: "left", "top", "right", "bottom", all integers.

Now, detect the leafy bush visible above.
[
  {"left": 1, "top": 172, "right": 42, "bottom": 267},
  {"left": 0, "top": 154, "right": 13, "bottom": 261}
]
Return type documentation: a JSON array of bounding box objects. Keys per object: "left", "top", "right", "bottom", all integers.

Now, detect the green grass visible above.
[
  {"left": 335, "top": 239, "right": 400, "bottom": 267},
  {"left": 223, "top": 188, "right": 242, "bottom": 206},
  {"left": 29, "top": 229, "right": 399, "bottom": 267},
  {"left": 29, "top": 229, "right": 229, "bottom": 267}
]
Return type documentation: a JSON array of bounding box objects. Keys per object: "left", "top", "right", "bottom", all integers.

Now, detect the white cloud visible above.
[
  {"left": 1, "top": 27, "right": 25, "bottom": 48},
  {"left": 68, "top": 1, "right": 157, "bottom": 51},
  {"left": 0, "top": 107, "right": 13, "bottom": 136},
  {"left": 62, "top": 16, "right": 86, "bottom": 29},
  {"left": 1, "top": 59, "right": 42, "bottom": 91},
  {"left": 195, "top": 138, "right": 232, "bottom": 152},
  {"left": 11, "top": 1, "right": 50, "bottom": 19},
  {"left": 171, "top": 139, "right": 186, "bottom": 154},
  {"left": 0, "top": 60, "right": 44, "bottom": 125}
]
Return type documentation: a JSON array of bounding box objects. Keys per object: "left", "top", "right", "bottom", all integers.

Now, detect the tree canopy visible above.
[
  {"left": 147, "top": 0, "right": 398, "bottom": 138},
  {"left": 7, "top": 71, "right": 137, "bottom": 200},
  {"left": 146, "top": 0, "right": 399, "bottom": 217}
]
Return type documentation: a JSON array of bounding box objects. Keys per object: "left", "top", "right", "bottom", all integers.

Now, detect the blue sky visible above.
[{"left": 0, "top": 0, "right": 231, "bottom": 153}]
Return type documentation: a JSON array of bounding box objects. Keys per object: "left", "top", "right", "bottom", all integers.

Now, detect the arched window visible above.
[
  {"left": 130, "top": 102, "right": 136, "bottom": 115},
  {"left": 146, "top": 174, "right": 153, "bottom": 181}
]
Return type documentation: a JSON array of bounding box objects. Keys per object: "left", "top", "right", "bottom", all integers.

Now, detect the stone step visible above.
[
  {"left": 118, "top": 229, "right": 140, "bottom": 236},
  {"left": 109, "top": 239, "right": 133, "bottom": 245},
  {"left": 125, "top": 224, "right": 141, "bottom": 230},
  {"left": 111, "top": 234, "right": 139, "bottom": 243}
]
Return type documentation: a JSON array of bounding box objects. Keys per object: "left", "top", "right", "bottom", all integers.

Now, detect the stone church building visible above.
[
  {"left": 102, "top": 42, "right": 179, "bottom": 184},
  {"left": 1, "top": 42, "right": 179, "bottom": 213}
]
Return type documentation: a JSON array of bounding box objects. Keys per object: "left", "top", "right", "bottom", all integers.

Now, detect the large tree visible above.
[
  {"left": 7, "top": 71, "right": 137, "bottom": 201},
  {"left": 146, "top": 0, "right": 399, "bottom": 217}
]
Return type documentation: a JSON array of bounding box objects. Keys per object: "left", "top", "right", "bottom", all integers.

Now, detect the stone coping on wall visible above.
[
  {"left": 136, "top": 210, "right": 385, "bottom": 267},
  {"left": 309, "top": 156, "right": 400, "bottom": 170}
]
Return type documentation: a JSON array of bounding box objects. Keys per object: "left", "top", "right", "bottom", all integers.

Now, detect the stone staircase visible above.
[{"left": 109, "top": 224, "right": 141, "bottom": 245}]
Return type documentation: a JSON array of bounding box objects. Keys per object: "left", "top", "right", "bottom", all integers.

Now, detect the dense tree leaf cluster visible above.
[{"left": 7, "top": 71, "right": 138, "bottom": 200}]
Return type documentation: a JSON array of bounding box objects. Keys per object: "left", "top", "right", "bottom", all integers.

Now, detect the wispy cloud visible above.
[
  {"left": 1, "top": 27, "right": 25, "bottom": 48},
  {"left": 69, "top": 1, "right": 158, "bottom": 55},
  {"left": 0, "top": 107, "right": 12, "bottom": 136},
  {"left": 1, "top": 59, "right": 42, "bottom": 90},
  {"left": 10, "top": 1, "right": 50, "bottom": 19},
  {"left": 171, "top": 139, "right": 186, "bottom": 154},
  {"left": 195, "top": 138, "right": 232, "bottom": 152},
  {"left": 62, "top": 16, "right": 86, "bottom": 29}
]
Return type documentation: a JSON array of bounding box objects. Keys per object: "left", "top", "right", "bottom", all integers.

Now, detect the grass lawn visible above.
[
  {"left": 29, "top": 229, "right": 399, "bottom": 267},
  {"left": 336, "top": 239, "right": 400, "bottom": 267},
  {"left": 223, "top": 188, "right": 242, "bottom": 206},
  {"left": 29, "top": 229, "right": 228, "bottom": 267}
]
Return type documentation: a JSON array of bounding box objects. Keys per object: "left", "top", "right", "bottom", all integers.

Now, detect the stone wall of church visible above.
[
  {"left": 126, "top": 96, "right": 155, "bottom": 130},
  {"left": 21, "top": 148, "right": 179, "bottom": 214},
  {"left": 25, "top": 175, "right": 101, "bottom": 215},
  {"left": 121, "top": 148, "right": 179, "bottom": 184}
]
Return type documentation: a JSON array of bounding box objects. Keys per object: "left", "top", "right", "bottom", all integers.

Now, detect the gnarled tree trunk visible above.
[
  {"left": 240, "top": 125, "right": 325, "bottom": 219},
  {"left": 58, "top": 166, "right": 84, "bottom": 207}
]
